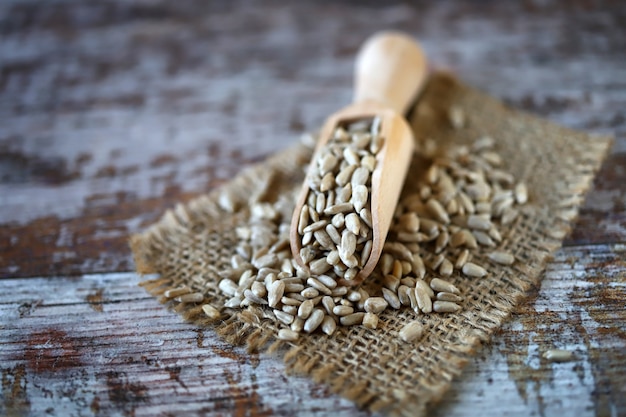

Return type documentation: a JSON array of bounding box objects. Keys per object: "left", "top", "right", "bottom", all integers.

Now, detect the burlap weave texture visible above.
[{"left": 130, "top": 73, "right": 612, "bottom": 416}]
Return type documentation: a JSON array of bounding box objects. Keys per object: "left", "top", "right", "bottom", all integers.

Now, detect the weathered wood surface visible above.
[
  {"left": 1, "top": 0, "right": 625, "bottom": 278},
  {"left": 1, "top": 0, "right": 625, "bottom": 416},
  {"left": 1, "top": 246, "right": 623, "bottom": 416}
]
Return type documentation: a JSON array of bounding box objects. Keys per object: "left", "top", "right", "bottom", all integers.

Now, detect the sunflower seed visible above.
[
  {"left": 313, "top": 229, "right": 334, "bottom": 249},
  {"left": 299, "top": 247, "right": 316, "bottom": 265},
  {"left": 333, "top": 305, "right": 354, "bottom": 316},
  {"left": 284, "top": 282, "right": 304, "bottom": 293},
  {"left": 409, "top": 288, "right": 421, "bottom": 314},
  {"left": 467, "top": 215, "right": 492, "bottom": 231},
  {"left": 383, "top": 242, "right": 413, "bottom": 261},
  {"left": 321, "top": 315, "right": 337, "bottom": 335},
  {"left": 493, "top": 196, "right": 514, "bottom": 217},
  {"left": 324, "top": 202, "right": 353, "bottom": 215},
  {"left": 391, "top": 260, "right": 403, "bottom": 278},
  {"left": 543, "top": 349, "right": 574, "bottom": 362},
  {"left": 382, "top": 288, "right": 401, "bottom": 309},
  {"left": 343, "top": 267, "right": 358, "bottom": 280},
  {"left": 302, "top": 220, "right": 328, "bottom": 234},
  {"left": 361, "top": 155, "right": 376, "bottom": 172},
  {"left": 303, "top": 309, "right": 325, "bottom": 333},
  {"left": 359, "top": 208, "right": 373, "bottom": 228},
  {"left": 488, "top": 226, "right": 502, "bottom": 243},
  {"left": 435, "top": 231, "right": 449, "bottom": 253},
  {"left": 396, "top": 285, "right": 411, "bottom": 306},
  {"left": 351, "top": 167, "right": 369, "bottom": 187},
  {"left": 426, "top": 199, "right": 450, "bottom": 224},
  {"left": 344, "top": 213, "right": 361, "bottom": 236},
  {"left": 315, "top": 193, "right": 326, "bottom": 214},
  {"left": 335, "top": 164, "right": 356, "bottom": 187},
  {"left": 277, "top": 328, "right": 299, "bottom": 341},
  {"left": 462, "top": 262, "right": 487, "bottom": 278},
  {"left": 331, "top": 213, "right": 345, "bottom": 228},
  {"left": 370, "top": 133, "right": 384, "bottom": 154},
  {"left": 244, "top": 289, "right": 267, "bottom": 305},
  {"left": 488, "top": 169, "right": 514, "bottom": 185},
  {"left": 320, "top": 153, "right": 338, "bottom": 174},
  {"left": 501, "top": 208, "right": 519, "bottom": 225},
  {"left": 331, "top": 286, "right": 348, "bottom": 296},
  {"left": 300, "top": 287, "right": 320, "bottom": 299},
  {"left": 281, "top": 296, "right": 302, "bottom": 307},
  {"left": 340, "top": 312, "right": 365, "bottom": 326},
  {"left": 472, "top": 136, "right": 495, "bottom": 151},
  {"left": 465, "top": 181, "right": 490, "bottom": 201},
  {"left": 399, "top": 321, "right": 423, "bottom": 343},
  {"left": 457, "top": 192, "right": 475, "bottom": 214},
  {"left": 515, "top": 183, "right": 528, "bottom": 204},
  {"left": 400, "top": 277, "right": 417, "bottom": 287},
  {"left": 430, "top": 278, "right": 460, "bottom": 294},
  {"left": 448, "top": 106, "right": 465, "bottom": 129},
  {"left": 419, "top": 218, "right": 440, "bottom": 235},
  {"left": 297, "top": 299, "right": 315, "bottom": 319},
  {"left": 356, "top": 288, "right": 370, "bottom": 310},
  {"left": 445, "top": 197, "right": 459, "bottom": 215},
  {"left": 218, "top": 279, "right": 238, "bottom": 297},
  {"left": 433, "top": 301, "right": 461, "bottom": 313},
  {"left": 201, "top": 304, "right": 221, "bottom": 319},
  {"left": 337, "top": 182, "right": 352, "bottom": 204},
  {"left": 275, "top": 310, "right": 295, "bottom": 325},
  {"left": 473, "top": 230, "right": 495, "bottom": 247},
  {"left": 343, "top": 147, "right": 360, "bottom": 165},
  {"left": 411, "top": 254, "right": 426, "bottom": 279},
  {"left": 487, "top": 251, "right": 515, "bottom": 265},
  {"left": 321, "top": 295, "right": 336, "bottom": 315},
  {"left": 351, "top": 185, "right": 369, "bottom": 213},
  {"left": 309, "top": 258, "right": 332, "bottom": 275},
  {"left": 455, "top": 249, "right": 470, "bottom": 269},
  {"left": 382, "top": 274, "right": 401, "bottom": 292},
  {"left": 380, "top": 253, "right": 394, "bottom": 275},
  {"left": 364, "top": 297, "right": 388, "bottom": 314},
  {"left": 429, "top": 254, "right": 445, "bottom": 270},
  {"left": 360, "top": 240, "right": 373, "bottom": 266},
  {"left": 414, "top": 281, "right": 433, "bottom": 313},
  {"left": 426, "top": 164, "right": 439, "bottom": 184},
  {"left": 334, "top": 126, "right": 349, "bottom": 141},
  {"left": 352, "top": 132, "right": 371, "bottom": 148},
  {"left": 362, "top": 312, "right": 379, "bottom": 329},
  {"left": 267, "top": 280, "right": 285, "bottom": 308},
  {"left": 224, "top": 296, "right": 243, "bottom": 308},
  {"left": 437, "top": 292, "right": 463, "bottom": 303},
  {"left": 320, "top": 172, "right": 335, "bottom": 192},
  {"left": 439, "top": 258, "right": 453, "bottom": 277},
  {"left": 306, "top": 277, "right": 332, "bottom": 295},
  {"left": 251, "top": 281, "right": 267, "bottom": 298}
]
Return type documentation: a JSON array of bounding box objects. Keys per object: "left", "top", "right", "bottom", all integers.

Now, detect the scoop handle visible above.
[{"left": 353, "top": 31, "right": 427, "bottom": 115}]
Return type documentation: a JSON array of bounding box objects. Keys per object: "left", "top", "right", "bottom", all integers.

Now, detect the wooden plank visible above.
[
  {"left": 1, "top": 244, "right": 624, "bottom": 416},
  {"left": 1, "top": 0, "right": 625, "bottom": 278}
]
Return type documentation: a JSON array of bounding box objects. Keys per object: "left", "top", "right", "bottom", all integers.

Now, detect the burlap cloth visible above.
[{"left": 130, "top": 73, "right": 612, "bottom": 416}]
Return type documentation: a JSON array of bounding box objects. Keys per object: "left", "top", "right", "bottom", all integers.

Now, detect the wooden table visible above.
[{"left": 1, "top": 1, "right": 624, "bottom": 416}]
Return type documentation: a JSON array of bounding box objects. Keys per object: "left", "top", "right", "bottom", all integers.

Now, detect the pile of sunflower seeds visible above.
[
  {"left": 188, "top": 118, "right": 528, "bottom": 342},
  {"left": 295, "top": 117, "right": 382, "bottom": 282}
]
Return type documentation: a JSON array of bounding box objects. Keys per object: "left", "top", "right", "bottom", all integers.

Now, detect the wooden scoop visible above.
[{"left": 290, "top": 31, "right": 428, "bottom": 286}]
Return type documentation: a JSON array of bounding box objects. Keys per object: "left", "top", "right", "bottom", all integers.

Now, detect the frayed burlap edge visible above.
[{"left": 130, "top": 73, "right": 612, "bottom": 416}]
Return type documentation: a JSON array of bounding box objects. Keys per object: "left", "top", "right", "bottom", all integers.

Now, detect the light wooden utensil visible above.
[{"left": 290, "top": 31, "right": 428, "bottom": 286}]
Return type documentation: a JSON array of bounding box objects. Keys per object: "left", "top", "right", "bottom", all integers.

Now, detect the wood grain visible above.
[
  {"left": 1, "top": 0, "right": 624, "bottom": 278},
  {"left": 1, "top": 245, "right": 623, "bottom": 416},
  {"left": 1, "top": 0, "right": 624, "bottom": 416}
]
